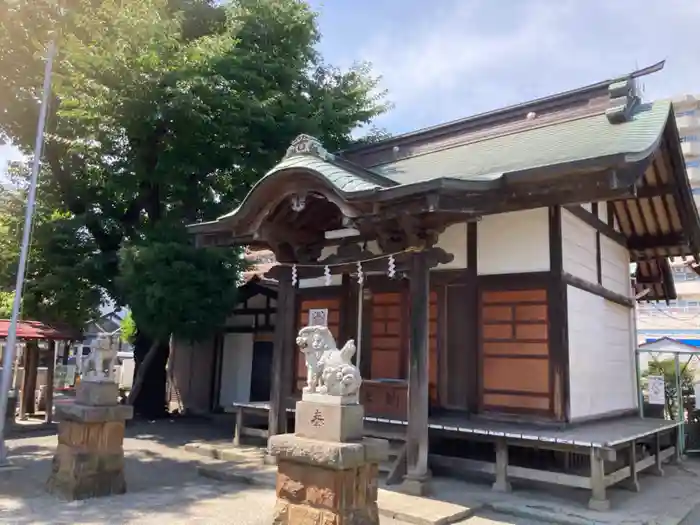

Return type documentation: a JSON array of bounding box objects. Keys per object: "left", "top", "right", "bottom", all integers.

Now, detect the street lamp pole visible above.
[{"left": 0, "top": 37, "right": 57, "bottom": 466}]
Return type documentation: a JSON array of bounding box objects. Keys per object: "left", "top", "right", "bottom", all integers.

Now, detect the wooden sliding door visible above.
[{"left": 479, "top": 288, "right": 551, "bottom": 415}]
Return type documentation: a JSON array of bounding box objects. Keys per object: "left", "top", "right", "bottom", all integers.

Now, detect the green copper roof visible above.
[
  {"left": 212, "top": 101, "right": 673, "bottom": 226},
  {"left": 369, "top": 100, "right": 672, "bottom": 185},
  {"left": 266, "top": 154, "right": 380, "bottom": 193}
]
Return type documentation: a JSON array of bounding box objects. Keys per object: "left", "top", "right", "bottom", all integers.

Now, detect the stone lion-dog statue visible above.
[
  {"left": 83, "top": 335, "right": 118, "bottom": 383},
  {"left": 296, "top": 325, "right": 362, "bottom": 398}
]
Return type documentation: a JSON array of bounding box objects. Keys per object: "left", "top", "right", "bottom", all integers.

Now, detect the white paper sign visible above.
[
  {"left": 647, "top": 375, "right": 665, "bottom": 405},
  {"left": 308, "top": 308, "right": 328, "bottom": 327}
]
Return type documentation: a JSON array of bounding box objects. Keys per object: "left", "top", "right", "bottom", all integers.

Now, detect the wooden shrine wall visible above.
[
  {"left": 368, "top": 291, "right": 404, "bottom": 380},
  {"left": 479, "top": 288, "right": 551, "bottom": 414},
  {"left": 293, "top": 280, "right": 439, "bottom": 418}
]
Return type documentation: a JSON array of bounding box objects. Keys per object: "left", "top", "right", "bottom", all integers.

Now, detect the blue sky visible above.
[
  {"left": 2, "top": 0, "right": 699, "bottom": 168},
  {"left": 308, "top": 0, "right": 700, "bottom": 135}
]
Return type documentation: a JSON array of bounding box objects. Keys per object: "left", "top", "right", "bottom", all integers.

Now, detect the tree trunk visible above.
[
  {"left": 127, "top": 340, "right": 159, "bottom": 405},
  {"left": 129, "top": 331, "right": 170, "bottom": 419}
]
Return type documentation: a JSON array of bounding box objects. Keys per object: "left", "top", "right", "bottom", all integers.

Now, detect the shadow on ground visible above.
[{"left": 0, "top": 418, "right": 267, "bottom": 524}]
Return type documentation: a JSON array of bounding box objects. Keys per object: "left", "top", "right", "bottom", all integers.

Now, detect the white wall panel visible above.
[{"left": 477, "top": 209, "right": 549, "bottom": 275}]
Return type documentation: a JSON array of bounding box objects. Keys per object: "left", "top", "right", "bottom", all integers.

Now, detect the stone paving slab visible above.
[
  {"left": 5, "top": 420, "right": 700, "bottom": 524},
  {"left": 188, "top": 436, "right": 700, "bottom": 525},
  {"left": 197, "top": 455, "right": 481, "bottom": 525},
  {"left": 197, "top": 461, "right": 277, "bottom": 486},
  {"left": 183, "top": 441, "right": 266, "bottom": 462},
  {"left": 378, "top": 489, "right": 479, "bottom": 525}
]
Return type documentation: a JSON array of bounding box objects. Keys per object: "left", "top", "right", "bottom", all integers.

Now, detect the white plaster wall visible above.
[
  {"left": 600, "top": 236, "right": 631, "bottom": 297},
  {"left": 561, "top": 209, "right": 597, "bottom": 283},
  {"left": 597, "top": 202, "right": 608, "bottom": 223},
  {"left": 226, "top": 293, "right": 276, "bottom": 326},
  {"left": 477, "top": 208, "right": 549, "bottom": 275},
  {"left": 219, "top": 332, "right": 254, "bottom": 407},
  {"left": 435, "top": 222, "right": 467, "bottom": 270},
  {"left": 567, "top": 286, "right": 637, "bottom": 420}
]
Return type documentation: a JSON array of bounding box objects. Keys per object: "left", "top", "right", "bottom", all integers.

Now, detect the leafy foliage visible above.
[
  {"left": 0, "top": 0, "right": 388, "bottom": 301},
  {"left": 0, "top": 167, "right": 101, "bottom": 329},
  {"left": 117, "top": 239, "right": 246, "bottom": 343},
  {"left": 0, "top": 0, "right": 389, "bottom": 412},
  {"left": 0, "top": 291, "right": 14, "bottom": 318},
  {"left": 120, "top": 311, "right": 137, "bottom": 344}
]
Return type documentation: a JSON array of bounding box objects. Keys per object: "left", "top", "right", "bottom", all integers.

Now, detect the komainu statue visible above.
[
  {"left": 296, "top": 325, "right": 362, "bottom": 398},
  {"left": 83, "top": 335, "right": 118, "bottom": 383}
]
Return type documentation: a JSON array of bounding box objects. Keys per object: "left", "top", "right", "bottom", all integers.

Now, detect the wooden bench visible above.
[{"left": 226, "top": 402, "right": 272, "bottom": 446}]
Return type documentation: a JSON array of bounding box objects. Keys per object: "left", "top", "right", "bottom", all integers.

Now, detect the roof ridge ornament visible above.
[
  {"left": 284, "top": 134, "right": 335, "bottom": 161},
  {"left": 606, "top": 78, "right": 640, "bottom": 124}
]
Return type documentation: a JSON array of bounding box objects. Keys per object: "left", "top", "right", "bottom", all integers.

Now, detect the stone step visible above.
[
  {"left": 198, "top": 461, "right": 480, "bottom": 525},
  {"left": 379, "top": 489, "right": 479, "bottom": 525},
  {"left": 197, "top": 460, "right": 276, "bottom": 487},
  {"left": 183, "top": 441, "right": 266, "bottom": 463}
]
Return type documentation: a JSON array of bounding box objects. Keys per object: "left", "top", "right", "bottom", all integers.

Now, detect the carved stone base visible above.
[
  {"left": 75, "top": 381, "right": 119, "bottom": 406},
  {"left": 268, "top": 435, "right": 387, "bottom": 525},
  {"left": 46, "top": 382, "right": 132, "bottom": 501},
  {"left": 295, "top": 400, "right": 364, "bottom": 443},
  {"left": 46, "top": 441, "right": 126, "bottom": 500},
  {"left": 4, "top": 391, "right": 17, "bottom": 428}
]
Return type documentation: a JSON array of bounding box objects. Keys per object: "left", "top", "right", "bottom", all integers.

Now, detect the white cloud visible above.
[{"left": 355, "top": 0, "right": 700, "bottom": 132}]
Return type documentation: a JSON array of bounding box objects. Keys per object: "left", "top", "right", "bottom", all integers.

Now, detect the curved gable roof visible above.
[{"left": 369, "top": 101, "right": 672, "bottom": 186}]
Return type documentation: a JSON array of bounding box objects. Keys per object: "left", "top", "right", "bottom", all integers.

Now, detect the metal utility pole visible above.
[{"left": 0, "top": 38, "right": 57, "bottom": 466}]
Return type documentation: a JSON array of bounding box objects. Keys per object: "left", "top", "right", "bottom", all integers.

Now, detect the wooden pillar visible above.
[
  {"left": 19, "top": 341, "right": 39, "bottom": 419},
  {"left": 492, "top": 438, "right": 511, "bottom": 492},
  {"left": 400, "top": 251, "right": 431, "bottom": 496},
  {"left": 624, "top": 440, "right": 640, "bottom": 492},
  {"left": 588, "top": 448, "right": 610, "bottom": 511},
  {"left": 268, "top": 268, "right": 295, "bottom": 441},
  {"left": 44, "top": 340, "right": 57, "bottom": 424},
  {"left": 651, "top": 432, "right": 665, "bottom": 476},
  {"left": 233, "top": 407, "right": 243, "bottom": 447},
  {"left": 61, "top": 341, "right": 70, "bottom": 366}
]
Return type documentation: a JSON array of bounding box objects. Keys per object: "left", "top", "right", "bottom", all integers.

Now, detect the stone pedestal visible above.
[
  {"left": 46, "top": 381, "right": 132, "bottom": 500},
  {"left": 5, "top": 391, "right": 17, "bottom": 428},
  {"left": 268, "top": 398, "right": 388, "bottom": 525}
]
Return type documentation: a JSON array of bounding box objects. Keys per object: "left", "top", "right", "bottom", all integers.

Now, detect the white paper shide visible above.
[
  {"left": 296, "top": 325, "right": 362, "bottom": 403},
  {"left": 83, "top": 335, "right": 118, "bottom": 383}
]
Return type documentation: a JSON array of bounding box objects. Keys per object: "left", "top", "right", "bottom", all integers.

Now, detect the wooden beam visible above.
[
  {"left": 467, "top": 222, "right": 478, "bottom": 413},
  {"left": 592, "top": 203, "right": 602, "bottom": 285},
  {"left": 548, "top": 206, "right": 569, "bottom": 422},
  {"left": 633, "top": 184, "right": 674, "bottom": 199},
  {"left": 563, "top": 273, "right": 634, "bottom": 308},
  {"left": 627, "top": 233, "right": 687, "bottom": 251},
  {"left": 44, "top": 340, "right": 56, "bottom": 424},
  {"left": 563, "top": 205, "right": 627, "bottom": 247},
  {"left": 19, "top": 341, "right": 39, "bottom": 419},
  {"left": 268, "top": 268, "right": 295, "bottom": 440},
  {"left": 231, "top": 307, "right": 277, "bottom": 315},
  {"left": 401, "top": 251, "right": 432, "bottom": 495}
]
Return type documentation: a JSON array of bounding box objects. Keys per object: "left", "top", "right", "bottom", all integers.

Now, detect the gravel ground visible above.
[{"left": 0, "top": 419, "right": 552, "bottom": 524}]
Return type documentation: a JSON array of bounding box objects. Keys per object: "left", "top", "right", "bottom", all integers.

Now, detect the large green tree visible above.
[
  {"left": 0, "top": 0, "right": 389, "bottom": 417},
  {"left": 0, "top": 168, "right": 101, "bottom": 329}
]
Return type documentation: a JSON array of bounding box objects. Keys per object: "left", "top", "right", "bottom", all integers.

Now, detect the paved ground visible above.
[{"left": 0, "top": 419, "right": 537, "bottom": 524}]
